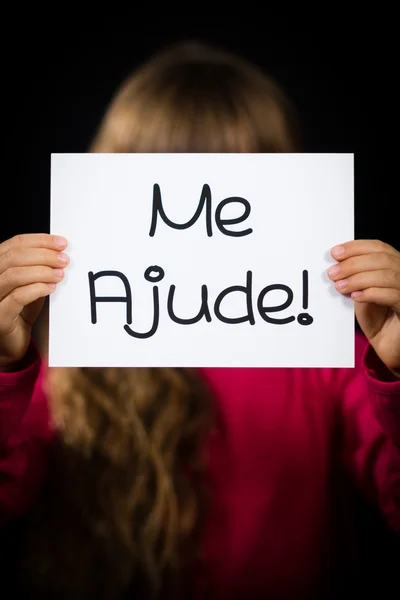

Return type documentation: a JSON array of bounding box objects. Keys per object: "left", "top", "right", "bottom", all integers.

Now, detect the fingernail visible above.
[
  {"left": 331, "top": 245, "right": 345, "bottom": 257},
  {"left": 328, "top": 265, "right": 340, "bottom": 277},
  {"left": 352, "top": 291, "right": 362, "bottom": 298},
  {"left": 53, "top": 268, "right": 64, "bottom": 278},
  {"left": 48, "top": 283, "right": 56, "bottom": 291},
  {"left": 57, "top": 253, "right": 69, "bottom": 265},
  {"left": 54, "top": 236, "right": 68, "bottom": 249},
  {"left": 336, "top": 279, "right": 347, "bottom": 289}
]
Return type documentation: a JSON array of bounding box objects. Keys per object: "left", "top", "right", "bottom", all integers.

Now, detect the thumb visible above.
[
  {"left": 21, "top": 296, "right": 46, "bottom": 328},
  {"left": 355, "top": 302, "right": 388, "bottom": 341}
]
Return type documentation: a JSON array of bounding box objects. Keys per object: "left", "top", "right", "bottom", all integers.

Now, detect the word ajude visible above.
[{"left": 88, "top": 184, "right": 314, "bottom": 338}]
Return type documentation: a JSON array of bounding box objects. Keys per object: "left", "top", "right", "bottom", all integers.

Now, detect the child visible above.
[{"left": 0, "top": 42, "right": 399, "bottom": 600}]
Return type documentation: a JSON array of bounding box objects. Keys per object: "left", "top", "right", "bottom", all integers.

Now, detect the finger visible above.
[
  {"left": 334, "top": 270, "right": 400, "bottom": 295},
  {"left": 328, "top": 252, "right": 400, "bottom": 281},
  {"left": 0, "top": 247, "right": 70, "bottom": 275},
  {"left": 0, "top": 266, "right": 64, "bottom": 301},
  {"left": 331, "top": 240, "right": 399, "bottom": 262},
  {"left": 351, "top": 287, "right": 400, "bottom": 311},
  {"left": 0, "top": 283, "right": 56, "bottom": 334},
  {"left": 0, "top": 234, "right": 68, "bottom": 257}
]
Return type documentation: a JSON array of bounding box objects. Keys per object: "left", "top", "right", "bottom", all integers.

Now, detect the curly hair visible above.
[
  {"left": 22, "top": 41, "right": 297, "bottom": 598},
  {"left": 21, "top": 365, "right": 211, "bottom": 598}
]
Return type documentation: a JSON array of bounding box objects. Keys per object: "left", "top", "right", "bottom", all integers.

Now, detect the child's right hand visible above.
[{"left": 0, "top": 234, "right": 69, "bottom": 370}]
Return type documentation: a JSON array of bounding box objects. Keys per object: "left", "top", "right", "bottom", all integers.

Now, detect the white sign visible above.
[{"left": 49, "top": 153, "right": 354, "bottom": 368}]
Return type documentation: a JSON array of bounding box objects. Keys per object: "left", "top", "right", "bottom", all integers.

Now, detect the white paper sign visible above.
[{"left": 49, "top": 153, "right": 354, "bottom": 368}]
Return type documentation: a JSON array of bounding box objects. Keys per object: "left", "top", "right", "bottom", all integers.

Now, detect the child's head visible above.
[{"left": 91, "top": 41, "right": 298, "bottom": 154}]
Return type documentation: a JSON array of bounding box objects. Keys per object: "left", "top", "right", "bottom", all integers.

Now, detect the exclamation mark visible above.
[{"left": 297, "top": 270, "right": 314, "bottom": 326}]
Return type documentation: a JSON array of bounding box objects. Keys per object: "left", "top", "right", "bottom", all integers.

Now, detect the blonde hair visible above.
[
  {"left": 23, "top": 41, "right": 297, "bottom": 599},
  {"left": 91, "top": 41, "right": 298, "bottom": 154}
]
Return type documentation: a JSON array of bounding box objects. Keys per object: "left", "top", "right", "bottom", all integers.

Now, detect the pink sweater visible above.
[{"left": 0, "top": 333, "right": 399, "bottom": 598}]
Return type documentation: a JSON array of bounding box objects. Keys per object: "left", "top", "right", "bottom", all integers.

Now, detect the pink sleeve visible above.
[
  {"left": 338, "top": 333, "right": 400, "bottom": 533},
  {"left": 0, "top": 343, "right": 52, "bottom": 525}
]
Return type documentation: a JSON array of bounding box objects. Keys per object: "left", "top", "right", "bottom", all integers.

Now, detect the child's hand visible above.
[
  {"left": 328, "top": 239, "right": 400, "bottom": 377},
  {"left": 0, "top": 234, "right": 68, "bottom": 370}
]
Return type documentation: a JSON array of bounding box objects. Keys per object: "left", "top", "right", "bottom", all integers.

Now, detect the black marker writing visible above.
[
  {"left": 168, "top": 284, "right": 212, "bottom": 325},
  {"left": 257, "top": 284, "right": 295, "bottom": 325},
  {"left": 214, "top": 197, "right": 252, "bottom": 237},
  {"left": 297, "top": 270, "right": 314, "bottom": 326},
  {"left": 88, "top": 270, "right": 132, "bottom": 325},
  {"left": 214, "top": 270, "right": 255, "bottom": 325},
  {"left": 88, "top": 267, "right": 314, "bottom": 338},
  {"left": 149, "top": 184, "right": 253, "bottom": 238},
  {"left": 124, "top": 266, "right": 164, "bottom": 339}
]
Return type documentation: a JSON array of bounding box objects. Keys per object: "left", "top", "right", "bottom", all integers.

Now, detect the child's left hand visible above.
[{"left": 328, "top": 239, "right": 400, "bottom": 378}]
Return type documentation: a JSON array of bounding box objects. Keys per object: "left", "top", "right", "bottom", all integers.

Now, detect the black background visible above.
[{"left": 1, "top": 24, "right": 398, "bottom": 249}]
